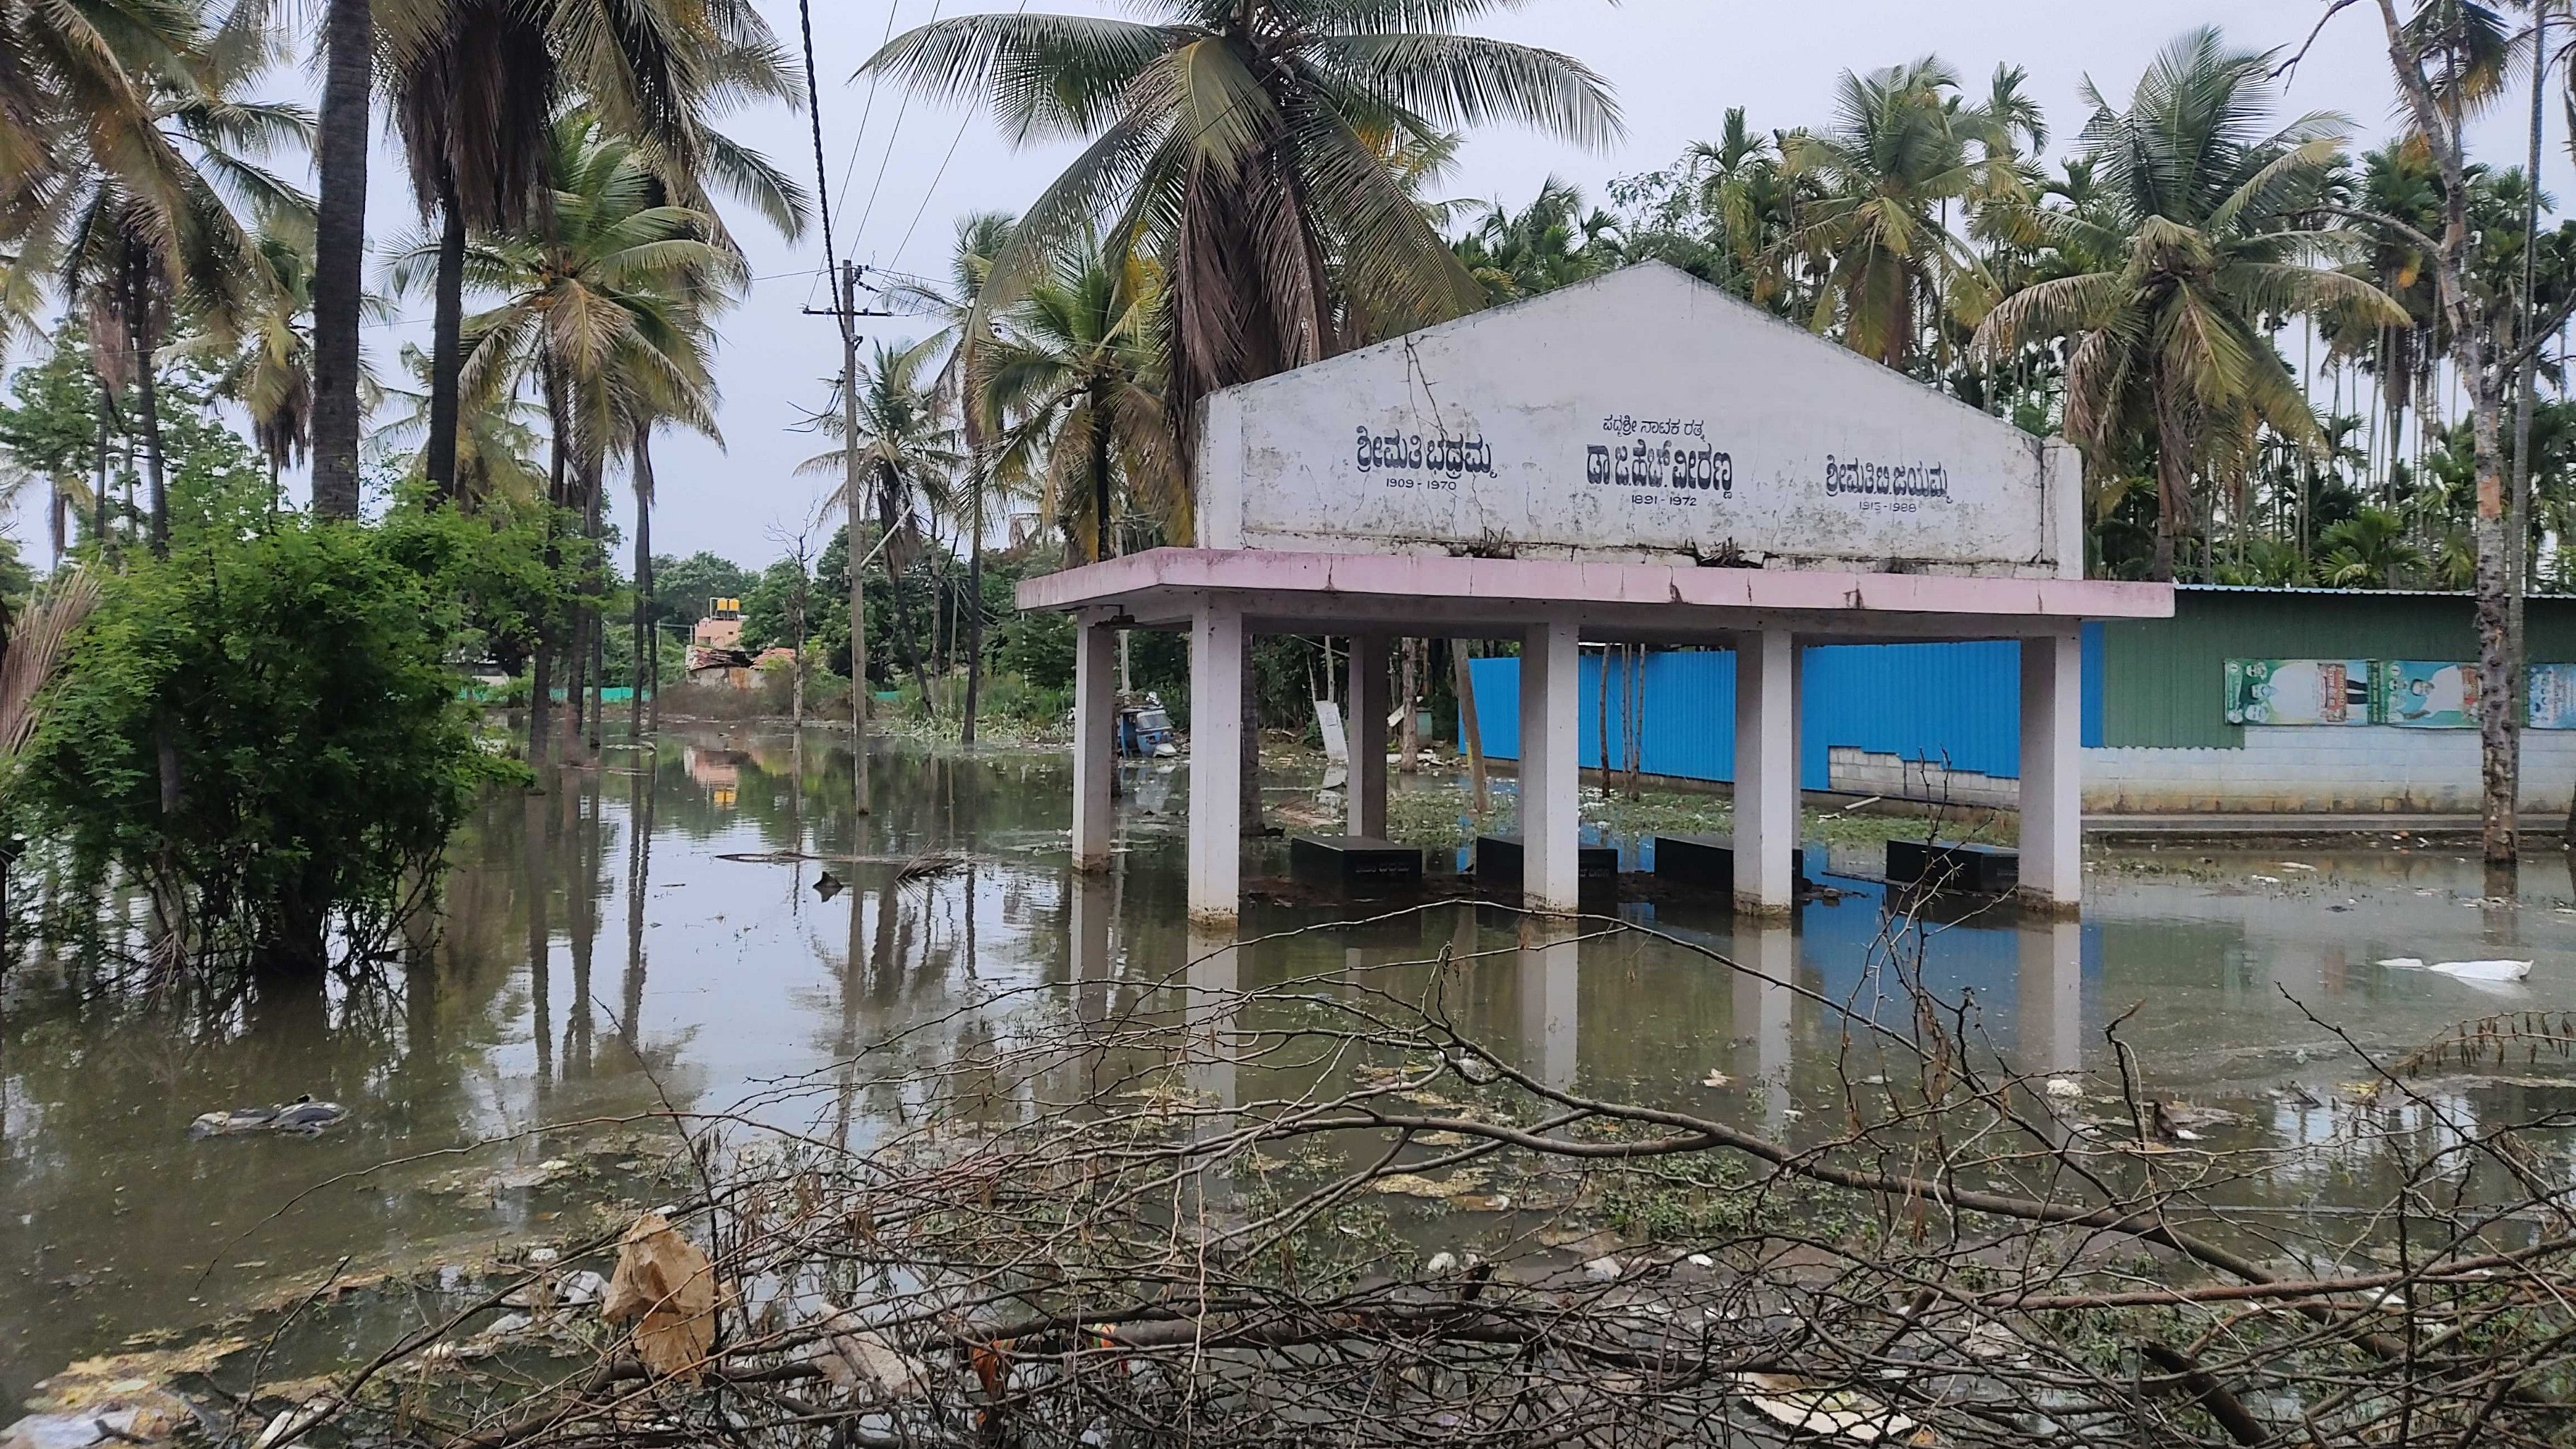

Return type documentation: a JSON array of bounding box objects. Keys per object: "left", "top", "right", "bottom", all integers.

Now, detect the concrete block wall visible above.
[
  {"left": 1826, "top": 747, "right": 2018, "bottom": 808},
  {"left": 2084, "top": 726, "right": 2576, "bottom": 814}
]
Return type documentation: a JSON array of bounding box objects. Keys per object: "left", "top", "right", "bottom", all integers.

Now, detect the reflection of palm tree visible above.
[{"left": 621, "top": 738, "right": 654, "bottom": 1053}]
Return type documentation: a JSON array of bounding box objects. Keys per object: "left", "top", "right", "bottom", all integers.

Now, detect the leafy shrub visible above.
[{"left": 18, "top": 519, "right": 519, "bottom": 973}]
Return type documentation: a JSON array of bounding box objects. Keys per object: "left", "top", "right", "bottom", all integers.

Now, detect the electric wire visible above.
[
  {"left": 795, "top": 0, "right": 844, "bottom": 308},
  {"left": 889, "top": 0, "right": 1029, "bottom": 271},
  {"left": 849, "top": 0, "right": 942, "bottom": 265}
]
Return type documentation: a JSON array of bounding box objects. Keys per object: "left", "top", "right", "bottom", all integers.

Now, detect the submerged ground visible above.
[{"left": 6, "top": 724, "right": 2574, "bottom": 1407}]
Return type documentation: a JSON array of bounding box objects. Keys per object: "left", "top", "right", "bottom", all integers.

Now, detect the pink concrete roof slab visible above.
[{"left": 1018, "top": 548, "right": 2172, "bottom": 642}]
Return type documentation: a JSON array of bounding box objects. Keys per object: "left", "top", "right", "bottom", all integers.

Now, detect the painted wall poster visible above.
[
  {"left": 2532, "top": 664, "right": 2576, "bottom": 729},
  {"left": 2377, "top": 661, "right": 2481, "bottom": 728},
  {"left": 2224, "top": 659, "right": 2373, "bottom": 726}
]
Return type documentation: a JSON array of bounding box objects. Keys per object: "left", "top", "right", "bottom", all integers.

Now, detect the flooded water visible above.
[{"left": 8, "top": 723, "right": 2576, "bottom": 1405}]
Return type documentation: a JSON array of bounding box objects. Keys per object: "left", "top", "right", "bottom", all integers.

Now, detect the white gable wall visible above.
[{"left": 1197, "top": 263, "right": 2081, "bottom": 579}]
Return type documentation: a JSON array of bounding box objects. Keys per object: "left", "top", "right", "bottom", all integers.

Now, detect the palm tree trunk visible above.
[
  {"left": 1453, "top": 639, "right": 1488, "bottom": 813},
  {"left": 630, "top": 421, "right": 654, "bottom": 740},
  {"left": 92, "top": 385, "right": 111, "bottom": 556},
  {"left": 961, "top": 479, "right": 984, "bottom": 747},
  {"left": 1400, "top": 637, "right": 1420, "bottom": 773},
  {"left": 529, "top": 361, "right": 565, "bottom": 769},
  {"left": 132, "top": 265, "right": 167, "bottom": 559},
  {"left": 2152, "top": 374, "right": 2191, "bottom": 583},
  {"left": 1091, "top": 382, "right": 1113, "bottom": 563},
  {"left": 309, "top": 0, "right": 372, "bottom": 519},
  {"left": 427, "top": 173, "right": 467, "bottom": 504},
  {"left": 839, "top": 263, "right": 869, "bottom": 815}
]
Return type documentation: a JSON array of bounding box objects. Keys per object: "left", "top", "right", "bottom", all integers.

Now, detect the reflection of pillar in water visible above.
[
  {"left": 1070, "top": 870, "right": 1113, "bottom": 1028},
  {"left": 1734, "top": 923, "right": 1795, "bottom": 1132},
  {"left": 1185, "top": 925, "right": 1241, "bottom": 1114},
  {"left": 1516, "top": 921, "right": 1580, "bottom": 1093},
  {"left": 2014, "top": 918, "right": 2083, "bottom": 1076},
  {"left": 1182, "top": 925, "right": 1242, "bottom": 1219}
]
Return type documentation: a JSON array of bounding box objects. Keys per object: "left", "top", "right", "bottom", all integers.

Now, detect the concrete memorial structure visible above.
[{"left": 1019, "top": 263, "right": 2173, "bottom": 922}]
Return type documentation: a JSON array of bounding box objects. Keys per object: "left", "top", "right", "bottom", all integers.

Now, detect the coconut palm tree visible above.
[
  {"left": 2318, "top": 505, "right": 2426, "bottom": 587},
  {"left": 397, "top": 110, "right": 736, "bottom": 762},
  {"left": 981, "top": 236, "right": 1182, "bottom": 565},
  {"left": 885, "top": 210, "right": 1019, "bottom": 740},
  {"left": 796, "top": 339, "right": 962, "bottom": 706},
  {"left": 380, "top": 0, "right": 805, "bottom": 505},
  {"left": 1453, "top": 178, "right": 1624, "bottom": 303},
  {"left": 174, "top": 219, "right": 318, "bottom": 502},
  {"left": 369, "top": 341, "right": 548, "bottom": 503},
  {"left": 309, "top": 0, "right": 371, "bottom": 517},
  {"left": 1775, "top": 56, "right": 2003, "bottom": 372},
  {"left": 32, "top": 70, "right": 311, "bottom": 555},
  {"left": 1973, "top": 27, "right": 2409, "bottom": 582},
  {"left": 862, "top": 1, "right": 1621, "bottom": 443}
]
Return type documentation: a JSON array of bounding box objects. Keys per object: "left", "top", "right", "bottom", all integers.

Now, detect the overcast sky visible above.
[{"left": 8, "top": 1, "right": 2560, "bottom": 569}]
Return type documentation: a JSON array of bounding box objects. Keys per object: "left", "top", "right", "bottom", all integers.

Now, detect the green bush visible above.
[
  {"left": 993, "top": 608, "right": 1076, "bottom": 691},
  {"left": 18, "top": 519, "right": 519, "bottom": 973}
]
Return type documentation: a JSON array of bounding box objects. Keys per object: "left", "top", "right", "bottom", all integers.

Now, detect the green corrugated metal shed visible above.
[{"left": 2099, "top": 587, "right": 2576, "bottom": 749}]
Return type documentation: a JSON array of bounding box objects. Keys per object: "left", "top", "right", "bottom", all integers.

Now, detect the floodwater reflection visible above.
[{"left": 9, "top": 726, "right": 2576, "bottom": 1405}]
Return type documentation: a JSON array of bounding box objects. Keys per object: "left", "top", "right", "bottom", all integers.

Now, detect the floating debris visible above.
[
  {"left": 602, "top": 1213, "right": 719, "bottom": 1381},
  {"left": 187, "top": 1096, "right": 346, "bottom": 1138},
  {"left": 2378, "top": 957, "right": 2533, "bottom": 984}
]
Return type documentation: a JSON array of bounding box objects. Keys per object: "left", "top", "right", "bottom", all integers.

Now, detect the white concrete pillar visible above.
[
  {"left": 1518, "top": 620, "right": 1582, "bottom": 913},
  {"left": 1072, "top": 619, "right": 1118, "bottom": 872},
  {"left": 2019, "top": 632, "right": 2083, "bottom": 913},
  {"left": 1348, "top": 634, "right": 1391, "bottom": 838},
  {"left": 1188, "top": 606, "right": 1246, "bottom": 922},
  {"left": 1733, "top": 630, "right": 1799, "bottom": 915},
  {"left": 1516, "top": 920, "right": 1581, "bottom": 1091}
]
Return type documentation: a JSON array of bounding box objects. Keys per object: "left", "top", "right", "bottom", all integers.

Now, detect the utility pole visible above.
[{"left": 841, "top": 259, "right": 871, "bottom": 815}]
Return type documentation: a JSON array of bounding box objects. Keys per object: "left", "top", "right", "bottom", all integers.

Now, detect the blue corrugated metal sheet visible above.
[{"left": 1468, "top": 639, "right": 2089, "bottom": 788}]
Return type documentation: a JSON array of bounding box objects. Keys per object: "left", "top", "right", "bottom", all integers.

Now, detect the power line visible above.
[
  {"left": 794, "top": 0, "right": 843, "bottom": 296},
  {"left": 890, "top": 0, "right": 1027, "bottom": 269},
  {"left": 357, "top": 271, "right": 812, "bottom": 332},
  {"left": 827, "top": 0, "right": 912, "bottom": 279},
  {"left": 850, "top": 0, "right": 942, "bottom": 262}
]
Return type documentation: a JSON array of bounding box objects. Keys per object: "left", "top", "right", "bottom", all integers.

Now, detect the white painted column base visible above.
[
  {"left": 1733, "top": 630, "right": 1799, "bottom": 916},
  {"left": 1348, "top": 635, "right": 1391, "bottom": 839},
  {"left": 2018, "top": 633, "right": 2083, "bottom": 914},
  {"left": 1072, "top": 618, "right": 1117, "bottom": 872},
  {"left": 1519, "top": 620, "right": 1582, "bottom": 913},
  {"left": 1188, "top": 606, "right": 1246, "bottom": 922}
]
